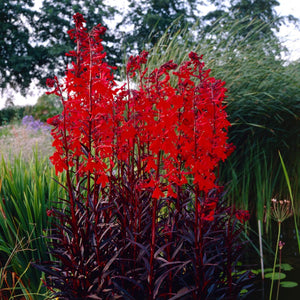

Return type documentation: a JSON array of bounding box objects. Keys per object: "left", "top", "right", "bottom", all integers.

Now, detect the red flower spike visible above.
[
  {"left": 47, "top": 114, "right": 62, "bottom": 127},
  {"left": 73, "top": 12, "right": 86, "bottom": 28},
  {"left": 202, "top": 209, "right": 215, "bottom": 221},
  {"left": 93, "top": 24, "right": 106, "bottom": 36}
]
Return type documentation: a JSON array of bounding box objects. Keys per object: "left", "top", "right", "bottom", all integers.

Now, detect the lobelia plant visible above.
[{"left": 35, "top": 13, "right": 254, "bottom": 299}]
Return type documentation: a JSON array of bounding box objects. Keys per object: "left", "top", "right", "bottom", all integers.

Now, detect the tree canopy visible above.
[
  {"left": 117, "top": 0, "right": 200, "bottom": 54},
  {"left": 0, "top": 0, "right": 42, "bottom": 93},
  {"left": 37, "top": 0, "right": 119, "bottom": 79},
  {"left": 0, "top": 0, "right": 298, "bottom": 99},
  {"left": 203, "top": 0, "right": 283, "bottom": 39}
]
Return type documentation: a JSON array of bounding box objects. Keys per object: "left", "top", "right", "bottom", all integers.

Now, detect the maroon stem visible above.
[
  {"left": 149, "top": 150, "right": 162, "bottom": 300},
  {"left": 194, "top": 188, "right": 200, "bottom": 298},
  {"left": 226, "top": 215, "right": 233, "bottom": 297},
  {"left": 149, "top": 196, "right": 157, "bottom": 300}
]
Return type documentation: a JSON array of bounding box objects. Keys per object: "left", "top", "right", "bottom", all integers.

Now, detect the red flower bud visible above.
[
  {"left": 46, "top": 78, "right": 55, "bottom": 88},
  {"left": 73, "top": 13, "right": 86, "bottom": 28}
]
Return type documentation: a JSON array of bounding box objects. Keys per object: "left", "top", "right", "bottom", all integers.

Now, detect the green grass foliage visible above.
[{"left": 0, "top": 150, "right": 64, "bottom": 299}]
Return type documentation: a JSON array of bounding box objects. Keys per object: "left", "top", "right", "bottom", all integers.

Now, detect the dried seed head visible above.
[{"left": 270, "top": 197, "right": 292, "bottom": 223}]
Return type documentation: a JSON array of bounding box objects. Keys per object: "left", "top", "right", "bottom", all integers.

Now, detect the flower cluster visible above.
[
  {"left": 235, "top": 209, "right": 250, "bottom": 223},
  {"left": 22, "top": 115, "right": 50, "bottom": 132},
  {"left": 40, "top": 14, "right": 252, "bottom": 300},
  {"left": 46, "top": 18, "right": 233, "bottom": 199},
  {"left": 271, "top": 198, "right": 293, "bottom": 223}
]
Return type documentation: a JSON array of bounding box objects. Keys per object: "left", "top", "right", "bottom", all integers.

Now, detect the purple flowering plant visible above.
[{"left": 22, "top": 115, "right": 51, "bottom": 132}]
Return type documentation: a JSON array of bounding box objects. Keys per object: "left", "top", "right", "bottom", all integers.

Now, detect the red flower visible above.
[
  {"left": 47, "top": 114, "right": 62, "bottom": 127},
  {"left": 73, "top": 13, "right": 86, "bottom": 28},
  {"left": 235, "top": 210, "right": 250, "bottom": 223},
  {"left": 46, "top": 209, "right": 54, "bottom": 217},
  {"left": 46, "top": 78, "right": 55, "bottom": 88},
  {"left": 126, "top": 51, "right": 149, "bottom": 77},
  {"left": 152, "top": 186, "right": 165, "bottom": 199},
  {"left": 202, "top": 209, "right": 215, "bottom": 221}
]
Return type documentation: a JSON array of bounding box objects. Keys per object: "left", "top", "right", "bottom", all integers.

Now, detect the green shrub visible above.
[
  {"left": 33, "top": 93, "right": 63, "bottom": 122},
  {"left": 0, "top": 105, "right": 34, "bottom": 125}
]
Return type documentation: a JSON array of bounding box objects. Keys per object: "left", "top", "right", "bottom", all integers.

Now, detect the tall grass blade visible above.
[{"left": 279, "top": 151, "right": 300, "bottom": 253}]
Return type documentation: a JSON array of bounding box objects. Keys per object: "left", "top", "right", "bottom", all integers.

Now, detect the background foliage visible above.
[
  {"left": 0, "top": 0, "right": 37, "bottom": 92},
  {"left": 1, "top": 0, "right": 298, "bottom": 97}
]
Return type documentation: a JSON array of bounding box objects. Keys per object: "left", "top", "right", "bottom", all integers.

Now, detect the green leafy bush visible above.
[
  {"left": 0, "top": 105, "right": 34, "bottom": 125},
  {"left": 33, "top": 94, "right": 63, "bottom": 122}
]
